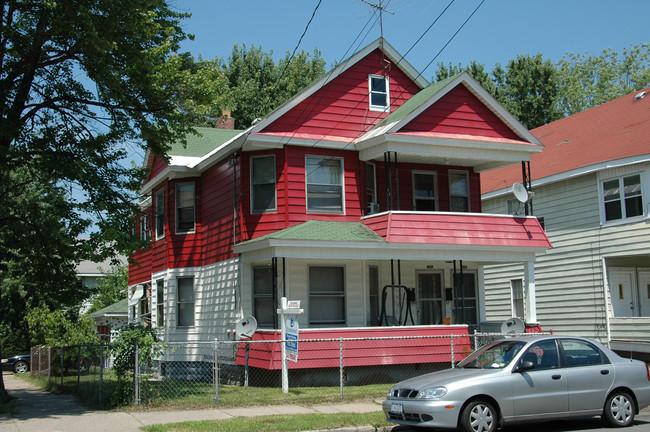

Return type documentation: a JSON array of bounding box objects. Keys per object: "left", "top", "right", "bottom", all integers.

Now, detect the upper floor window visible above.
[
  {"left": 365, "top": 162, "right": 378, "bottom": 215},
  {"left": 413, "top": 171, "right": 437, "bottom": 211},
  {"left": 306, "top": 156, "right": 344, "bottom": 213},
  {"left": 602, "top": 173, "right": 643, "bottom": 222},
  {"left": 449, "top": 170, "right": 470, "bottom": 212},
  {"left": 251, "top": 155, "right": 276, "bottom": 213},
  {"left": 140, "top": 215, "right": 150, "bottom": 240},
  {"left": 176, "top": 182, "right": 195, "bottom": 233},
  {"left": 155, "top": 188, "right": 165, "bottom": 239},
  {"left": 369, "top": 74, "right": 390, "bottom": 112}
]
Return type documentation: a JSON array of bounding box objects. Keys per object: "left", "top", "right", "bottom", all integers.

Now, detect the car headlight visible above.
[
  {"left": 387, "top": 387, "right": 395, "bottom": 398},
  {"left": 1, "top": 359, "right": 7, "bottom": 363},
  {"left": 417, "top": 386, "right": 448, "bottom": 399}
]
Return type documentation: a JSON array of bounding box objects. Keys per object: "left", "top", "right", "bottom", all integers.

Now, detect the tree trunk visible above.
[{"left": 0, "top": 345, "right": 9, "bottom": 403}]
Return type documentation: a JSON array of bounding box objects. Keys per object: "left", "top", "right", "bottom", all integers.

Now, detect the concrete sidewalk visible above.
[{"left": 0, "top": 372, "right": 385, "bottom": 432}]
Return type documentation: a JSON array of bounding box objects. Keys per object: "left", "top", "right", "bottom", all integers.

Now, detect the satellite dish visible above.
[
  {"left": 236, "top": 316, "right": 258, "bottom": 339},
  {"left": 501, "top": 317, "right": 526, "bottom": 334},
  {"left": 512, "top": 182, "right": 529, "bottom": 203}
]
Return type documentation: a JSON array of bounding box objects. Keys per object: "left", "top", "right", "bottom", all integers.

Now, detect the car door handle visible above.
[
  {"left": 601, "top": 370, "right": 609, "bottom": 375},
  {"left": 552, "top": 374, "right": 562, "bottom": 380}
]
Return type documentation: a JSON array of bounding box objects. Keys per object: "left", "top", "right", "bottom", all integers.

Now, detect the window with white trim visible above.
[
  {"left": 140, "top": 283, "right": 152, "bottom": 326},
  {"left": 602, "top": 174, "right": 643, "bottom": 222},
  {"left": 369, "top": 74, "right": 390, "bottom": 112},
  {"left": 306, "top": 156, "right": 344, "bottom": 213},
  {"left": 176, "top": 182, "right": 195, "bottom": 233},
  {"left": 365, "top": 162, "right": 378, "bottom": 214},
  {"left": 251, "top": 155, "right": 276, "bottom": 213},
  {"left": 156, "top": 279, "right": 164, "bottom": 327},
  {"left": 413, "top": 171, "right": 437, "bottom": 211},
  {"left": 155, "top": 188, "right": 165, "bottom": 239},
  {"left": 140, "top": 215, "right": 150, "bottom": 240},
  {"left": 309, "top": 266, "right": 345, "bottom": 325},
  {"left": 177, "top": 276, "right": 195, "bottom": 327},
  {"left": 253, "top": 267, "right": 274, "bottom": 328},
  {"left": 449, "top": 170, "right": 470, "bottom": 212},
  {"left": 511, "top": 279, "right": 524, "bottom": 318}
]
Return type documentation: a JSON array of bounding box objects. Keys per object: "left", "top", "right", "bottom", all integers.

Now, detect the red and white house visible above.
[{"left": 128, "top": 39, "right": 551, "bottom": 370}]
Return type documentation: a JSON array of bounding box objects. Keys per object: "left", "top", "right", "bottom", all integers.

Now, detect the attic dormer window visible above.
[{"left": 369, "top": 74, "right": 390, "bottom": 112}]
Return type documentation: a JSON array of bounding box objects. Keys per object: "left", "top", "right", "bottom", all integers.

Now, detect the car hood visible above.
[{"left": 393, "top": 367, "right": 504, "bottom": 390}]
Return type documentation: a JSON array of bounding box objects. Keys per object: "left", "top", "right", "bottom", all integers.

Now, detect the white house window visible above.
[
  {"left": 140, "top": 215, "right": 150, "bottom": 240},
  {"left": 155, "top": 188, "right": 165, "bottom": 239},
  {"left": 413, "top": 171, "right": 437, "bottom": 211},
  {"left": 251, "top": 155, "right": 276, "bottom": 213},
  {"left": 253, "top": 267, "right": 274, "bottom": 328},
  {"left": 176, "top": 182, "right": 195, "bottom": 233},
  {"left": 602, "top": 174, "right": 643, "bottom": 222},
  {"left": 309, "top": 266, "right": 345, "bottom": 325},
  {"left": 177, "top": 276, "right": 195, "bottom": 327},
  {"left": 449, "top": 170, "right": 470, "bottom": 212},
  {"left": 306, "top": 156, "right": 344, "bottom": 213},
  {"left": 156, "top": 279, "right": 164, "bottom": 328},
  {"left": 369, "top": 74, "right": 390, "bottom": 112},
  {"left": 511, "top": 279, "right": 524, "bottom": 318},
  {"left": 140, "top": 283, "right": 152, "bottom": 326},
  {"left": 365, "top": 162, "right": 378, "bottom": 215}
]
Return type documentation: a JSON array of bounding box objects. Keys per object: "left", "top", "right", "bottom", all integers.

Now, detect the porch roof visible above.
[{"left": 232, "top": 212, "right": 551, "bottom": 264}]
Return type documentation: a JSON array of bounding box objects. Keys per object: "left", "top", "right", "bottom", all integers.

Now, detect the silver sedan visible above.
[{"left": 383, "top": 335, "right": 650, "bottom": 432}]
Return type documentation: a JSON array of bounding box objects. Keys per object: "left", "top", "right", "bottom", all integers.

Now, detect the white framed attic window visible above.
[{"left": 369, "top": 74, "right": 390, "bottom": 112}]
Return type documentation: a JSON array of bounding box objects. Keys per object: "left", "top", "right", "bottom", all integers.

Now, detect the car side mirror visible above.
[{"left": 515, "top": 361, "right": 535, "bottom": 372}]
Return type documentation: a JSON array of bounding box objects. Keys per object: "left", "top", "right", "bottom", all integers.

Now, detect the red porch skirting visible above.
[{"left": 235, "top": 326, "right": 471, "bottom": 370}]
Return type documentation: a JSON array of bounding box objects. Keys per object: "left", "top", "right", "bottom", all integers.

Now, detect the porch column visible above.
[{"left": 524, "top": 261, "right": 537, "bottom": 323}]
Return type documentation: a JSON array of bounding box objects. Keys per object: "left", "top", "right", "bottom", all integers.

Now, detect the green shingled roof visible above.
[
  {"left": 374, "top": 74, "right": 460, "bottom": 129},
  {"left": 92, "top": 298, "right": 128, "bottom": 317},
  {"left": 168, "top": 127, "right": 244, "bottom": 158},
  {"left": 240, "top": 220, "right": 386, "bottom": 245}
]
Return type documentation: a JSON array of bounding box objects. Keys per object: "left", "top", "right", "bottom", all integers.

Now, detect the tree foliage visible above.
[
  {"left": 85, "top": 265, "right": 129, "bottom": 315},
  {"left": 26, "top": 306, "right": 97, "bottom": 347}
]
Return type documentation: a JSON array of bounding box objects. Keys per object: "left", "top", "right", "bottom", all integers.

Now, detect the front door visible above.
[
  {"left": 638, "top": 270, "right": 650, "bottom": 316},
  {"left": 417, "top": 273, "right": 443, "bottom": 325},
  {"left": 610, "top": 270, "right": 635, "bottom": 317},
  {"left": 453, "top": 273, "right": 478, "bottom": 326}
]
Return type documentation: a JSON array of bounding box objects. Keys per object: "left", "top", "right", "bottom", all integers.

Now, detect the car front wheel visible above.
[
  {"left": 13, "top": 360, "right": 29, "bottom": 374},
  {"left": 460, "top": 400, "right": 498, "bottom": 432},
  {"left": 603, "top": 391, "right": 635, "bottom": 427}
]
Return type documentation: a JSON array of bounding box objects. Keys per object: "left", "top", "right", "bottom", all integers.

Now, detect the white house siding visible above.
[{"left": 483, "top": 167, "right": 650, "bottom": 345}]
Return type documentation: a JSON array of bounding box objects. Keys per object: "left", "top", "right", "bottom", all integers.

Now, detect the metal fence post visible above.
[
  {"left": 134, "top": 341, "right": 140, "bottom": 405},
  {"left": 339, "top": 338, "right": 344, "bottom": 401},
  {"left": 451, "top": 334, "right": 455, "bottom": 369},
  {"left": 60, "top": 346, "right": 64, "bottom": 386},
  {"left": 99, "top": 342, "right": 104, "bottom": 407},
  {"left": 214, "top": 338, "right": 219, "bottom": 405},
  {"left": 77, "top": 344, "right": 81, "bottom": 391}
]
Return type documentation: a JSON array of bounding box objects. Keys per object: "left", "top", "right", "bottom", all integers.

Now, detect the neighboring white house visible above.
[
  {"left": 92, "top": 298, "right": 128, "bottom": 343},
  {"left": 481, "top": 88, "right": 650, "bottom": 360}
]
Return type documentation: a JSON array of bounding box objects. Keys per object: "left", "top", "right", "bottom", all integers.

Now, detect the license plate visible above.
[{"left": 391, "top": 402, "right": 403, "bottom": 414}]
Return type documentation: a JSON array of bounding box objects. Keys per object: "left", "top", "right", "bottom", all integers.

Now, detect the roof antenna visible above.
[{"left": 359, "top": 0, "right": 394, "bottom": 73}]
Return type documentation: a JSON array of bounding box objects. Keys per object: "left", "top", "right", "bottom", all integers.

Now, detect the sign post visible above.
[{"left": 277, "top": 297, "right": 303, "bottom": 393}]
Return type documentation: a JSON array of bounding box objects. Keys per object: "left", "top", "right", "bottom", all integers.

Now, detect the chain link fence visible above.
[{"left": 32, "top": 332, "right": 544, "bottom": 408}]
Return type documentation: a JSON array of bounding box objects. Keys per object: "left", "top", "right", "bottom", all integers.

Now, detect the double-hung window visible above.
[
  {"left": 177, "top": 276, "right": 195, "bottom": 327},
  {"left": 176, "top": 182, "right": 195, "bottom": 233},
  {"left": 449, "top": 170, "right": 470, "bottom": 212},
  {"left": 140, "top": 215, "right": 150, "bottom": 240},
  {"left": 251, "top": 155, "right": 276, "bottom": 213},
  {"left": 253, "top": 267, "right": 274, "bottom": 328},
  {"left": 365, "top": 162, "right": 378, "bottom": 215},
  {"left": 602, "top": 174, "right": 643, "bottom": 222},
  {"left": 309, "top": 266, "right": 345, "bottom": 325},
  {"left": 369, "top": 74, "right": 390, "bottom": 112},
  {"left": 156, "top": 279, "right": 164, "bottom": 327},
  {"left": 306, "top": 156, "right": 344, "bottom": 213},
  {"left": 155, "top": 188, "right": 165, "bottom": 239},
  {"left": 413, "top": 171, "right": 437, "bottom": 211}
]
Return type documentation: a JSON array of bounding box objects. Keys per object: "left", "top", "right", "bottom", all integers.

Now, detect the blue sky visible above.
[{"left": 173, "top": 0, "right": 649, "bottom": 78}]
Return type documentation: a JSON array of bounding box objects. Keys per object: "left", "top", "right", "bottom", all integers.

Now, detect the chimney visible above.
[{"left": 216, "top": 109, "right": 235, "bottom": 129}]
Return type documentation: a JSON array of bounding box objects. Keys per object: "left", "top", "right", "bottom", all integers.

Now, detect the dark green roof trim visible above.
[
  {"left": 92, "top": 298, "right": 128, "bottom": 318},
  {"left": 375, "top": 74, "right": 461, "bottom": 129},
  {"left": 168, "top": 127, "right": 244, "bottom": 158},
  {"left": 238, "top": 220, "right": 386, "bottom": 245}
]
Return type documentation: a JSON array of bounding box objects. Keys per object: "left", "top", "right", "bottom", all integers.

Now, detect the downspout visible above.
[{"left": 601, "top": 257, "right": 612, "bottom": 347}]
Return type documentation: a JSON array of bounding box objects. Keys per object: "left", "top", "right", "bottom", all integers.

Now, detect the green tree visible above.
[
  {"left": 434, "top": 60, "right": 497, "bottom": 95},
  {"left": 86, "top": 265, "right": 129, "bottom": 315},
  {"left": 557, "top": 43, "right": 650, "bottom": 116},
  {"left": 26, "top": 306, "right": 97, "bottom": 347},
  {"left": 0, "top": 0, "right": 203, "bottom": 402}
]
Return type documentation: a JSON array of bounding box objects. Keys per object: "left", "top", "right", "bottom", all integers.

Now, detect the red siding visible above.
[
  {"left": 261, "top": 50, "right": 421, "bottom": 141},
  {"left": 236, "top": 326, "right": 471, "bottom": 370},
  {"left": 364, "top": 212, "right": 552, "bottom": 248},
  {"left": 147, "top": 154, "right": 168, "bottom": 183},
  {"left": 402, "top": 85, "right": 520, "bottom": 140}
]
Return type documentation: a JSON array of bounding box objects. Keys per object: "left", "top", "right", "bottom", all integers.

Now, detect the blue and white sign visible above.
[{"left": 285, "top": 315, "right": 299, "bottom": 362}]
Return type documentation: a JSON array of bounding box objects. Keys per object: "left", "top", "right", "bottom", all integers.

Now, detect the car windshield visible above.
[{"left": 458, "top": 340, "right": 527, "bottom": 369}]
